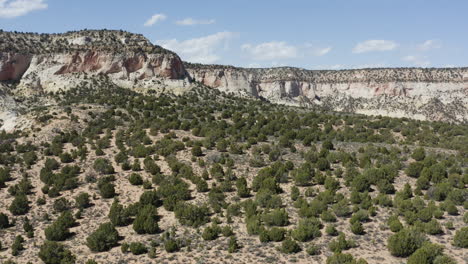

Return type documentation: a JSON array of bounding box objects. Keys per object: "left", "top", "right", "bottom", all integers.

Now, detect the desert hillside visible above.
[{"left": 0, "top": 81, "right": 466, "bottom": 264}]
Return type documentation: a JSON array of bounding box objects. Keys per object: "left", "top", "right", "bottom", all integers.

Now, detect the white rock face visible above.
[
  {"left": 0, "top": 50, "right": 190, "bottom": 95},
  {"left": 187, "top": 65, "right": 468, "bottom": 122}
]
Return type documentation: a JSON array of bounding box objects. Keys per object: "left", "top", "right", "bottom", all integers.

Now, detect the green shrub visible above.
[
  {"left": 121, "top": 243, "right": 129, "bottom": 253},
  {"left": 129, "top": 173, "right": 143, "bottom": 185},
  {"left": 388, "top": 217, "right": 403, "bottom": 232},
  {"left": 328, "top": 233, "right": 355, "bottom": 253},
  {"left": 262, "top": 208, "right": 289, "bottom": 226},
  {"left": 108, "top": 200, "right": 131, "bottom": 226},
  {"left": 93, "top": 158, "right": 114, "bottom": 174},
  {"left": 418, "top": 208, "right": 433, "bottom": 223},
  {"left": 267, "top": 227, "right": 286, "bottom": 242},
  {"left": 351, "top": 221, "right": 364, "bottom": 235},
  {"left": 38, "top": 241, "right": 76, "bottom": 264},
  {"left": 326, "top": 225, "right": 339, "bottom": 236},
  {"left": 191, "top": 146, "right": 203, "bottom": 156},
  {"left": 53, "top": 198, "right": 70, "bottom": 212},
  {"left": 425, "top": 219, "right": 443, "bottom": 235},
  {"left": 291, "top": 218, "right": 322, "bottom": 242},
  {"left": 133, "top": 205, "right": 160, "bottom": 234},
  {"left": 11, "top": 235, "right": 25, "bottom": 256},
  {"left": 129, "top": 242, "right": 147, "bottom": 255},
  {"left": 306, "top": 243, "right": 320, "bottom": 256},
  {"left": 174, "top": 202, "right": 210, "bottom": 228},
  {"left": 86, "top": 222, "right": 120, "bottom": 252},
  {"left": 9, "top": 195, "right": 29, "bottom": 215},
  {"left": 387, "top": 228, "right": 426, "bottom": 257},
  {"left": 433, "top": 255, "right": 457, "bottom": 264},
  {"left": 228, "top": 236, "right": 240, "bottom": 253},
  {"left": 321, "top": 210, "right": 337, "bottom": 222},
  {"left": 45, "top": 219, "right": 71, "bottom": 241},
  {"left": 75, "top": 192, "right": 91, "bottom": 209},
  {"left": 326, "top": 252, "right": 364, "bottom": 264},
  {"left": 453, "top": 227, "right": 468, "bottom": 248},
  {"left": 280, "top": 238, "right": 301, "bottom": 254},
  {"left": 407, "top": 243, "right": 443, "bottom": 264},
  {"left": 202, "top": 224, "right": 221, "bottom": 241},
  {"left": 97, "top": 177, "right": 116, "bottom": 198},
  {"left": 0, "top": 212, "right": 9, "bottom": 228},
  {"left": 411, "top": 147, "right": 426, "bottom": 161},
  {"left": 164, "top": 239, "right": 179, "bottom": 253},
  {"left": 317, "top": 158, "right": 330, "bottom": 171}
]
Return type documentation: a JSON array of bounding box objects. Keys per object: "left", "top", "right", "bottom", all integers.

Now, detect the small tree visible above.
[
  {"left": 86, "top": 222, "right": 120, "bottom": 252},
  {"left": 129, "top": 242, "right": 147, "bottom": 255},
  {"left": 129, "top": 173, "right": 143, "bottom": 185},
  {"left": 133, "top": 205, "right": 160, "bottom": 234},
  {"left": 39, "top": 241, "right": 76, "bottom": 264},
  {"left": 228, "top": 236, "right": 240, "bottom": 253},
  {"left": 98, "top": 177, "right": 116, "bottom": 199},
  {"left": 280, "top": 238, "right": 301, "bottom": 254},
  {"left": 191, "top": 146, "right": 203, "bottom": 157},
  {"left": 387, "top": 228, "right": 426, "bottom": 257},
  {"left": 11, "top": 235, "right": 25, "bottom": 256},
  {"left": 292, "top": 218, "right": 322, "bottom": 242},
  {"left": 202, "top": 224, "right": 221, "bottom": 241},
  {"left": 411, "top": 147, "right": 426, "bottom": 161},
  {"left": 453, "top": 227, "right": 468, "bottom": 248},
  {"left": 407, "top": 243, "right": 443, "bottom": 264},
  {"left": 93, "top": 158, "right": 114, "bottom": 174},
  {"left": 75, "top": 192, "right": 91, "bottom": 209},
  {"left": 108, "top": 200, "right": 131, "bottom": 226},
  {"left": 0, "top": 212, "right": 9, "bottom": 228},
  {"left": 164, "top": 239, "right": 179, "bottom": 253},
  {"left": 9, "top": 195, "right": 29, "bottom": 215}
]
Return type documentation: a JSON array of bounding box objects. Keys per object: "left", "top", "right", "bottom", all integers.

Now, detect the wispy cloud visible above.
[
  {"left": 417, "top": 39, "right": 441, "bottom": 51},
  {"left": 241, "top": 41, "right": 298, "bottom": 60},
  {"left": 312, "top": 46, "right": 332, "bottom": 56},
  {"left": 157, "top": 32, "right": 236, "bottom": 64},
  {"left": 353, "top": 40, "right": 399, "bottom": 53},
  {"left": 144, "top": 13, "right": 167, "bottom": 27},
  {"left": 0, "top": 0, "right": 47, "bottom": 18},
  {"left": 402, "top": 55, "right": 430, "bottom": 67},
  {"left": 176, "top": 18, "right": 215, "bottom": 26}
]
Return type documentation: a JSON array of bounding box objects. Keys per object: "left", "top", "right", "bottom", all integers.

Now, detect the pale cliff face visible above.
[
  {"left": 0, "top": 30, "right": 189, "bottom": 94},
  {"left": 186, "top": 65, "right": 468, "bottom": 122},
  {"left": 0, "top": 30, "right": 467, "bottom": 123}
]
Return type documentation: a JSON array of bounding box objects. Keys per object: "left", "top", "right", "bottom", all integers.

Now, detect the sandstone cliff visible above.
[
  {"left": 0, "top": 30, "right": 190, "bottom": 95},
  {"left": 186, "top": 63, "right": 468, "bottom": 122},
  {"left": 0, "top": 29, "right": 467, "bottom": 123}
]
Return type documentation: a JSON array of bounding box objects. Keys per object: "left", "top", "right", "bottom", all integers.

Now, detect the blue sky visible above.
[{"left": 1, "top": 0, "right": 467, "bottom": 69}]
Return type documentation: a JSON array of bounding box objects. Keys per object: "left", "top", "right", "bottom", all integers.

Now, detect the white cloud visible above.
[
  {"left": 417, "top": 39, "right": 441, "bottom": 51},
  {"left": 402, "top": 55, "right": 430, "bottom": 67},
  {"left": 241, "top": 41, "right": 298, "bottom": 60},
  {"left": 157, "top": 32, "right": 235, "bottom": 64},
  {"left": 313, "top": 46, "right": 332, "bottom": 56},
  {"left": 353, "top": 40, "right": 399, "bottom": 53},
  {"left": 176, "top": 18, "right": 215, "bottom": 26},
  {"left": 0, "top": 0, "right": 47, "bottom": 18},
  {"left": 144, "top": 13, "right": 167, "bottom": 27}
]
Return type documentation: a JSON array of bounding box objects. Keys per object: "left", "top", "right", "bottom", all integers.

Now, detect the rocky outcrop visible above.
[
  {"left": 0, "top": 29, "right": 467, "bottom": 122},
  {"left": 0, "top": 30, "right": 190, "bottom": 94},
  {"left": 186, "top": 63, "right": 468, "bottom": 122}
]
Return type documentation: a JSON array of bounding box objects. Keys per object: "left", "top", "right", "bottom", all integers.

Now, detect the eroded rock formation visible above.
[
  {"left": 0, "top": 29, "right": 467, "bottom": 122},
  {"left": 186, "top": 63, "right": 468, "bottom": 122}
]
